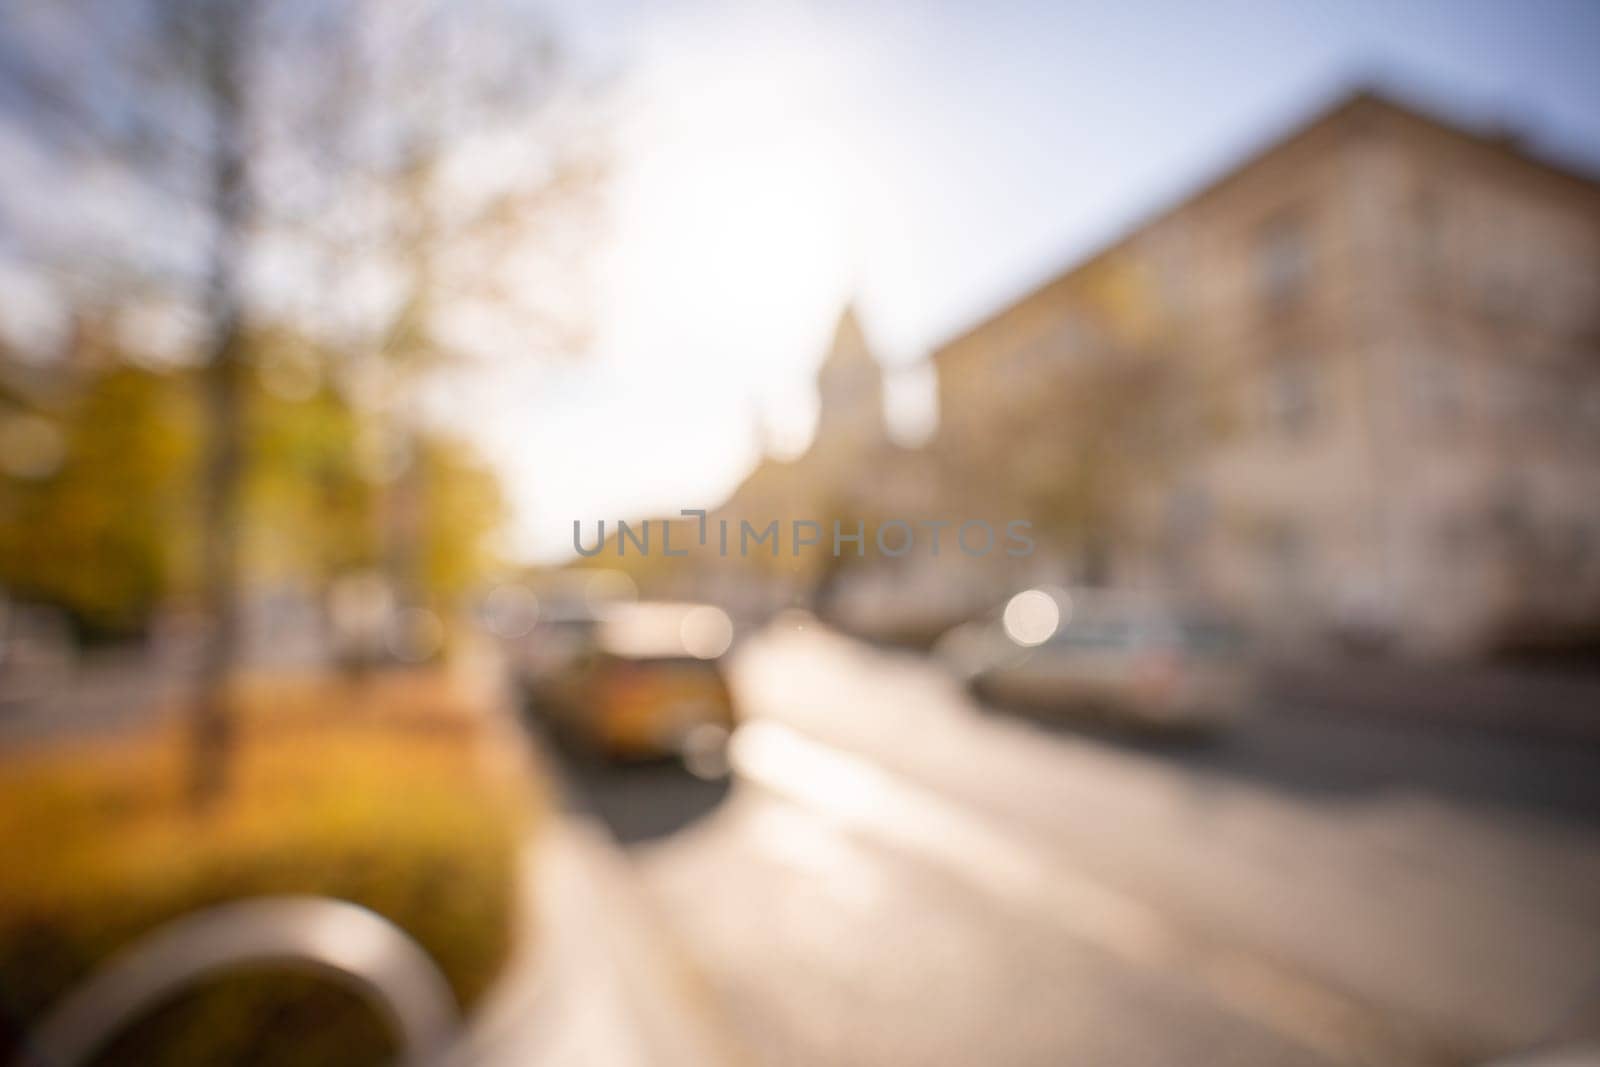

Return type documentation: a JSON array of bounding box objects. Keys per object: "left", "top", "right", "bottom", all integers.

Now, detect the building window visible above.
[
  {"left": 1258, "top": 214, "right": 1310, "bottom": 310},
  {"left": 1414, "top": 190, "right": 1447, "bottom": 294},
  {"left": 1260, "top": 520, "right": 1310, "bottom": 598},
  {"left": 1265, "top": 359, "right": 1318, "bottom": 437},
  {"left": 1575, "top": 521, "right": 1599, "bottom": 576},
  {"left": 1437, "top": 515, "right": 1476, "bottom": 563},
  {"left": 1583, "top": 386, "right": 1600, "bottom": 432},
  {"left": 1408, "top": 353, "right": 1461, "bottom": 428}
]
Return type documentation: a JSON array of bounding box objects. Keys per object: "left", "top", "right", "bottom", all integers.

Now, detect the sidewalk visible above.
[
  {"left": 449, "top": 637, "right": 748, "bottom": 1067},
  {"left": 451, "top": 820, "right": 748, "bottom": 1067}
]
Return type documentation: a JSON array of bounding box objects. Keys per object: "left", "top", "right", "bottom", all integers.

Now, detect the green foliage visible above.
[
  {"left": 0, "top": 328, "right": 508, "bottom": 638},
  {"left": 245, "top": 336, "right": 381, "bottom": 585},
  {"left": 0, "top": 364, "right": 196, "bottom": 639},
  {"left": 419, "top": 435, "right": 506, "bottom": 603}
]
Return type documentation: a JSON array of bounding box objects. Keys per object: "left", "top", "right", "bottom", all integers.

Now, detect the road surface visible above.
[{"left": 557, "top": 621, "right": 1600, "bottom": 1067}]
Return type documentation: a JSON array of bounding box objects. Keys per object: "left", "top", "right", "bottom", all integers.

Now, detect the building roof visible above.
[{"left": 928, "top": 86, "right": 1600, "bottom": 366}]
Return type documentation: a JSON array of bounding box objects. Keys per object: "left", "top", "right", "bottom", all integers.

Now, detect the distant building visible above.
[
  {"left": 930, "top": 89, "right": 1600, "bottom": 657},
  {"left": 707, "top": 308, "right": 952, "bottom": 631},
  {"left": 612, "top": 89, "right": 1600, "bottom": 657}
]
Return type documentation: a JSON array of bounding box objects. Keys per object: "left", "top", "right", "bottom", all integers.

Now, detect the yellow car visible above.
[{"left": 524, "top": 601, "right": 737, "bottom": 762}]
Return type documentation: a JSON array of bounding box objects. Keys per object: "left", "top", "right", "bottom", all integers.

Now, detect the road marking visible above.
[{"left": 731, "top": 721, "right": 1453, "bottom": 1067}]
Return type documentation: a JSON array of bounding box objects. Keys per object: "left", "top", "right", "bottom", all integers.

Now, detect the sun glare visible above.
[{"left": 605, "top": 120, "right": 854, "bottom": 367}]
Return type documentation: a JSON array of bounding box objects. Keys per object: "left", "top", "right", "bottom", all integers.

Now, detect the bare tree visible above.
[
  {"left": 0, "top": 0, "right": 605, "bottom": 806},
  {"left": 187, "top": 0, "right": 254, "bottom": 807},
  {"left": 269, "top": 0, "right": 606, "bottom": 639},
  {"left": 0, "top": 0, "right": 265, "bottom": 806}
]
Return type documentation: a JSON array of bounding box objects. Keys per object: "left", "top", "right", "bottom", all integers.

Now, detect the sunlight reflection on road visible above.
[{"left": 730, "top": 720, "right": 1437, "bottom": 1067}]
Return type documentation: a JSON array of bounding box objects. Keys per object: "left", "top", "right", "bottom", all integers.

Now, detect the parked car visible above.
[
  {"left": 510, "top": 602, "right": 603, "bottom": 700},
  {"left": 935, "top": 588, "right": 1257, "bottom": 733},
  {"left": 518, "top": 600, "right": 738, "bottom": 763},
  {"left": 0, "top": 597, "right": 73, "bottom": 705}
]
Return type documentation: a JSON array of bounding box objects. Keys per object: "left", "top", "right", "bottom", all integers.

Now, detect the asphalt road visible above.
[
  {"left": 553, "top": 621, "right": 1600, "bottom": 1067},
  {"left": 0, "top": 649, "right": 191, "bottom": 747}
]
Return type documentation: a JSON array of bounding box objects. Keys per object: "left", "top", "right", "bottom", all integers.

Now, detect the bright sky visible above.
[{"left": 479, "top": 0, "right": 1600, "bottom": 562}]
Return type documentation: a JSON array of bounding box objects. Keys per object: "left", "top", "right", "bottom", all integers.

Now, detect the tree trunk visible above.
[
  {"left": 188, "top": 7, "right": 251, "bottom": 810},
  {"left": 384, "top": 419, "right": 428, "bottom": 620},
  {"left": 191, "top": 321, "right": 246, "bottom": 808}
]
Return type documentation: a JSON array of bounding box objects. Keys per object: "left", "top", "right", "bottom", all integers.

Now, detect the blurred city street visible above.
[
  {"left": 6, "top": 2, "right": 1600, "bottom": 1062},
  {"left": 554, "top": 621, "right": 1600, "bottom": 1067}
]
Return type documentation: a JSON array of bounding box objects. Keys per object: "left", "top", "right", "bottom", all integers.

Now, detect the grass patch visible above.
[{"left": 0, "top": 668, "right": 539, "bottom": 1066}]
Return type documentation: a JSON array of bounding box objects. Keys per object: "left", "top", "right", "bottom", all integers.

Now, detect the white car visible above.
[{"left": 935, "top": 588, "right": 1257, "bottom": 733}]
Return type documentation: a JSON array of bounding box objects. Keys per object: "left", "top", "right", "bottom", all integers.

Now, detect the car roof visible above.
[
  {"left": 595, "top": 601, "right": 725, "bottom": 659},
  {"left": 991, "top": 588, "right": 1243, "bottom": 627}
]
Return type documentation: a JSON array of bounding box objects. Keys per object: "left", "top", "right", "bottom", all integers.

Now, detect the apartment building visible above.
[{"left": 930, "top": 90, "right": 1600, "bottom": 656}]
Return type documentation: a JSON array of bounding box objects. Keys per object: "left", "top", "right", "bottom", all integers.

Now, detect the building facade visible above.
[
  {"left": 931, "top": 90, "right": 1600, "bottom": 656},
  {"left": 601, "top": 90, "right": 1600, "bottom": 658}
]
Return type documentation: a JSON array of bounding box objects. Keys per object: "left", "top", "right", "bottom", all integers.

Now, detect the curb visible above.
[{"left": 451, "top": 818, "right": 750, "bottom": 1067}]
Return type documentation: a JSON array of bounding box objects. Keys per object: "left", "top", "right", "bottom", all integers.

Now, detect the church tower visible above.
[{"left": 811, "top": 304, "right": 885, "bottom": 457}]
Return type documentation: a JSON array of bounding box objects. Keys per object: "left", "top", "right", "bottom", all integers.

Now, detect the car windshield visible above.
[
  {"left": 1048, "top": 617, "right": 1138, "bottom": 649},
  {"left": 540, "top": 617, "right": 597, "bottom": 637},
  {"left": 1178, "top": 617, "right": 1248, "bottom": 656}
]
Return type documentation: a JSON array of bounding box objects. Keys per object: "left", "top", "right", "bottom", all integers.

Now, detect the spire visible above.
[
  {"left": 819, "top": 300, "right": 883, "bottom": 391},
  {"left": 820, "top": 303, "right": 871, "bottom": 376},
  {"left": 813, "top": 302, "right": 885, "bottom": 450}
]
